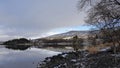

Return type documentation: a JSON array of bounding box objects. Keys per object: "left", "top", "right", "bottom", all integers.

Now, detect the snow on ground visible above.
[{"left": 99, "top": 47, "right": 111, "bottom": 52}]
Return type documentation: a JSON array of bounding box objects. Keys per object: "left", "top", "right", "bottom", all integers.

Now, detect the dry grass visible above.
[
  {"left": 97, "top": 43, "right": 112, "bottom": 50},
  {"left": 87, "top": 46, "right": 99, "bottom": 54},
  {"left": 85, "top": 42, "right": 113, "bottom": 54},
  {"left": 100, "top": 43, "right": 112, "bottom": 47}
]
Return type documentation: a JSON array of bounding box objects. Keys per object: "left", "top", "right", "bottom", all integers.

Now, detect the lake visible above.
[{"left": 0, "top": 45, "right": 61, "bottom": 68}]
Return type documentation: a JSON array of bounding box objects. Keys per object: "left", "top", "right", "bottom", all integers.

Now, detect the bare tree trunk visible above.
[{"left": 112, "top": 41, "right": 117, "bottom": 66}]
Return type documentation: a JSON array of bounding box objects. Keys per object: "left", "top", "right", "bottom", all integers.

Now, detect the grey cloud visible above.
[{"left": 0, "top": 0, "right": 86, "bottom": 41}]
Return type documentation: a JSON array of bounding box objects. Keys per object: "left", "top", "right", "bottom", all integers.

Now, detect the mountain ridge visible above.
[{"left": 39, "top": 30, "right": 90, "bottom": 40}]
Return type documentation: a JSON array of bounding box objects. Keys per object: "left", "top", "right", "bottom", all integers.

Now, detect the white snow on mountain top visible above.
[{"left": 44, "top": 31, "right": 90, "bottom": 39}]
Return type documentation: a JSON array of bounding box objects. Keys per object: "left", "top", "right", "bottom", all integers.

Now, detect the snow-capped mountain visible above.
[{"left": 43, "top": 31, "right": 90, "bottom": 39}]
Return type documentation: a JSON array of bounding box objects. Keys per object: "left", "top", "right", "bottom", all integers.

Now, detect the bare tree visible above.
[
  {"left": 78, "top": 0, "right": 120, "bottom": 64},
  {"left": 72, "top": 35, "right": 83, "bottom": 52},
  {"left": 78, "top": 0, "right": 120, "bottom": 49}
]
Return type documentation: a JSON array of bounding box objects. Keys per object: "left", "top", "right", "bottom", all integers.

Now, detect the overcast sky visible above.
[{"left": 0, "top": 0, "right": 89, "bottom": 41}]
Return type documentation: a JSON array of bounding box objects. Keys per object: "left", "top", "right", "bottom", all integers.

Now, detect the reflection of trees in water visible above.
[
  {"left": 3, "top": 38, "right": 32, "bottom": 50},
  {"left": 5, "top": 45, "right": 31, "bottom": 50}
]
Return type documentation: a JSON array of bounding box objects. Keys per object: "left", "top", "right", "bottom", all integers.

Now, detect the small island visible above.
[{"left": 3, "top": 38, "right": 33, "bottom": 50}]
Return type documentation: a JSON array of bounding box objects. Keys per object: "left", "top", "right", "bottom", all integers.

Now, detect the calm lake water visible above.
[{"left": 0, "top": 45, "right": 61, "bottom": 68}]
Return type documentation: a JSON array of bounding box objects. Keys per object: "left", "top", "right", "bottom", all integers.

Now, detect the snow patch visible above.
[{"left": 99, "top": 47, "right": 111, "bottom": 52}]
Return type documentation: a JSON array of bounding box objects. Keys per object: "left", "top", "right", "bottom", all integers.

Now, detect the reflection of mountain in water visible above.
[{"left": 0, "top": 46, "right": 60, "bottom": 68}]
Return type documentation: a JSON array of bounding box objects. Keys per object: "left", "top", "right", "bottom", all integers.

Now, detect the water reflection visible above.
[
  {"left": 0, "top": 45, "right": 61, "bottom": 68},
  {"left": 5, "top": 45, "right": 31, "bottom": 50}
]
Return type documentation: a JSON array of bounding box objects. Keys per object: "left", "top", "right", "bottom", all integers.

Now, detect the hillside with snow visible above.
[{"left": 43, "top": 31, "right": 90, "bottom": 40}]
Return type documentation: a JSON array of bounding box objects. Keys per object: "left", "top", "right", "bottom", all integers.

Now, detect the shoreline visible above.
[{"left": 38, "top": 47, "right": 74, "bottom": 52}]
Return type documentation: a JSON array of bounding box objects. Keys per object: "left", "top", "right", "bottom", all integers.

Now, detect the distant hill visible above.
[
  {"left": 0, "top": 41, "right": 4, "bottom": 45},
  {"left": 40, "top": 31, "right": 90, "bottom": 40}
]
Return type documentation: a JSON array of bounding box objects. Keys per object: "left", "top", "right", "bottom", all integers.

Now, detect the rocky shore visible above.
[{"left": 37, "top": 49, "right": 120, "bottom": 68}]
